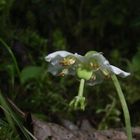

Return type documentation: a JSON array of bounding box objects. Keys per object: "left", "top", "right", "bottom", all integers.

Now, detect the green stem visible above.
[
  {"left": 0, "top": 38, "right": 20, "bottom": 78},
  {"left": 78, "top": 79, "right": 85, "bottom": 97},
  {"left": 111, "top": 74, "right": 132, "bottom": 140}
]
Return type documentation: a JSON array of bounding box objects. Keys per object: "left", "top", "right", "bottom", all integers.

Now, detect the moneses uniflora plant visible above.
[{"left": 45, "top": 50, "right": 132, "bottom": 140}]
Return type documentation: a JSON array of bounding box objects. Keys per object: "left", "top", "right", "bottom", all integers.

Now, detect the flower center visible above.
[
  {"left": 90, "top": 62, "right": 100, "bottom": 71},
  {"left": 58, "top": 69, "right": 68, "bottom": 76},
  {"left": 59, "top": 56, "right": 76, "bottom": 66},
  {"left": 101, "top": 69, "right": 111, "bottom": 79}
]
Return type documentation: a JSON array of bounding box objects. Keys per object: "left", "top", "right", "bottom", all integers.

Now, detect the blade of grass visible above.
[
  {"left": 0, "top": 91, "right": 16, "bottom": 132},
  {"left": 0, "top": 91, "right": 37, "bottom": 140},
  {"left": 0, "top": 38, "right": 20, "bottom": 78}
]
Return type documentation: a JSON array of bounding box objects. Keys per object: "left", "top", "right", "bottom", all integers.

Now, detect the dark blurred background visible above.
[{"left": 0, "top": 0, "right": 140, "bottom": 133}]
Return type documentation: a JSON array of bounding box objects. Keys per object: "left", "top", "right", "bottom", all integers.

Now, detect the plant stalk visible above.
[
  {"left": 111, "top": 74, "right": 132, "bottom": 140},
  {"left": 78, "top": 79, "right": 85, "bottom": 97}
]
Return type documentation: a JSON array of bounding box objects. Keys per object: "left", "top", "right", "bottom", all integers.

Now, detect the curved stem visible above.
[
  {"left": 78, "top": 79, "right": 85, "bottom": 97},
  {"left": 111, "top": 74, "right": 132, "bottom": 140},
  {"left": 0, "top": 38, "right": 20, "bottom": 78}
]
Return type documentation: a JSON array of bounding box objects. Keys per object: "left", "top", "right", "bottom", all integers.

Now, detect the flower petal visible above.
[
  {"left": 45, "top": 51, "right": 81, "bottom": 76},
  {"left": 110, "top": 65, "right": 130, "bottom": 77},
  {"left": 47, "top": 63, "right": 61, "bottom": 75},
  {"left": 45, "top": 51, "right": 72, "bottom": 62},
  {"left": 86, "top": 71, "right": 104, "bottom": 86}
]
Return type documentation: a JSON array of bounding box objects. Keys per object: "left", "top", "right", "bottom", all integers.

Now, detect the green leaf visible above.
[
  {"left": 20, "top": 66, "right": 43, "bottom": 84},
  {"left": 132, "top": 51, "right": 140, "bottom": 73}
]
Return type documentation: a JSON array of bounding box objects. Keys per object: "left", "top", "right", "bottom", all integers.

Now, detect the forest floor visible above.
[{"left": 32, "top": 116, "right": 140, "bottom": 140}]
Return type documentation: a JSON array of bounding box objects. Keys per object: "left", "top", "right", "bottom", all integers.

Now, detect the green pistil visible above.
[{"left": 76, "top": 67, "right": 92, "bottom": 80}]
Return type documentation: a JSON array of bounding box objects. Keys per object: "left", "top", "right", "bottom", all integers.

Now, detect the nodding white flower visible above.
[
  {"left": 45, "top": 50, "right": 130, "bottom": 86},
  {"left": 45, "top": 51, "right": 81, "bottom": 76}
]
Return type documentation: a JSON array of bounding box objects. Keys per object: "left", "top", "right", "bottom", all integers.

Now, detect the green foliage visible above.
[
  {"left": 96, "top": 96, "right": 121, "bottom": 130},
  {"left": 15, "top": 30, "right": 47, "bottom": 49},
  {"left": 0, "top": 38, "right": 20, "bottom": 77},
  {"left": 0, "top": 0, "right": 140, "bottom": 138},
  {"left": 129, "top": 48, "right": 140, "bottom": 78},
  {"left": 0, "top": 119, "right": 20, "bottom": 140},
  {"left": 0, "top": 0, "right": 15, "bottom": 38},
  {"left": 0, "top": 0, "right": 6, "bottom": 11},
  {"left": 0, "top": 92, "right": 34, "bottom": 140},
  {"left": 52, "top": 29, "right": 67, "bottom": 50},
  {"left": 20, "top": 66, "right": 43, "bottom": 85}
]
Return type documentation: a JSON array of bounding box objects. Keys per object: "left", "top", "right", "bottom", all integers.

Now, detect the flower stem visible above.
[
  {"left": 111, "top": 74, "right": 132, "bottom": 140},
  {"left": 69, "top": 79, "right": 85, "bottom": 110},
  {"left": 78, "top": 79, "right": 85, "bottom": 97}
]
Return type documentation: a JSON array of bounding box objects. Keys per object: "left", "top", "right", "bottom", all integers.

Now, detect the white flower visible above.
[
  {"left": 110, "top": 65, "right": 130, "bottom": 77},
  {"left": 45, "top": 51, "right": 72, "bottom": 62},
  {"left": 45, "top": 51, "right": 83, "bottom": 76},
  {"left": 85, "top": 51, "right": 130, "bottom": 82},
  {"left": 45, "top": 51, "right": 130, "bottom": 85}
]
